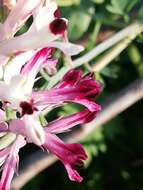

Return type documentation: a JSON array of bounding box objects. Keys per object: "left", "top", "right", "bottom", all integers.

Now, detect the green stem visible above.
[{"left": 47, "top": 21, "right": 143, "bottom": 88}]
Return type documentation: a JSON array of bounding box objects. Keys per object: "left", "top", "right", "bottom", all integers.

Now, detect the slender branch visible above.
[
  {"left": 47, "top": 21, "right": 143, "bottom": 88},
  {"left": 73, "top": 22, "right": 143, "bottom": 67},
  {"left": 12, "top": 79, "right": 143, "bottom": 190},
  {"left": 92, "top": 33, "right": 137, "bottom": 72}
]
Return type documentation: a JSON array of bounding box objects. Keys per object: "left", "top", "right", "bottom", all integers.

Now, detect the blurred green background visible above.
[{"left": 19, "top": 0, "right": 143, "bottom": 189}]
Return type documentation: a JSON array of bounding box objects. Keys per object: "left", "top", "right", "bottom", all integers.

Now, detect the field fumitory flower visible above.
[{"left": 0, "top": 0, "right": 101, "bottom": 190}]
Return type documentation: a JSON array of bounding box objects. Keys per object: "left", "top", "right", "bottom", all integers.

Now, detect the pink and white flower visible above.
[
  {"left": 32, "top": 70, "right": 101, "bottom": 112},
  {"left": 0, "top": 1, "right": 101, "bottom": 189},
  {"left": 0, "top": 0, "right": 43, "bottom": 40},
  {"left": 0, "top": 1, "right": 83, "bottom": 56},
  {"left": 43, "top": 133, "right": 87, "bottom": 182}
]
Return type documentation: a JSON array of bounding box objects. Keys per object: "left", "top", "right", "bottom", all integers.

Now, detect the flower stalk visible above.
[{"left": 47, "top": 21, "right": 143, "bottom": 88}]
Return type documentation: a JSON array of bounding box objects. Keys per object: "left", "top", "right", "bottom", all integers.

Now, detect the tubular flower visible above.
[
  {"left": 0, "top": 0, "right": 43, "bottom": 40},
  {"left": 43, "top": 133, "right": 88, "bottom": 182},
  {"left": 32, "top": 70, "right": 101, "bottom": 112},
  {"left": 0, "top": 1, "right": 83, "bottom": 56},
  {"left": 0, "top": 0, "right": 101, "bottom": 189}
]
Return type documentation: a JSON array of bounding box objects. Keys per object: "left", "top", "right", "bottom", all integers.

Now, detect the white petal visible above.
[
  {"left": 0, "top": 54, "right": 9, "bottom": 66},
  {"left": 0, "top": 66, "right": 3, "bottom": 80},
  {"left": 0, "top": 110, "right": 6, "bottom": 122},
  {"left": 48, "top": 41, "right": 84, "bottom": 56},
  {"left": 0, "top": 75, "right": 28, "bottom": 106},
  {"left": 0, "top": 2, "right": 62, "bottom": 55},
  {"left": 24, "top": 115, "right": 45, "bottom": 146},
  {"left": 33, "top": 2, "right": 57, "bottom": 32},
  {"left": 0, "top": 0, "right": 42, "bottom": 40},
  {"left": 4, "top": 50, "right": 35, "bottom": 83}
]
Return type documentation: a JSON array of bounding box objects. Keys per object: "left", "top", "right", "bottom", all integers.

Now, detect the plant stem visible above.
[
  {"left": 92, "top": 32, "right": 138, "bottom": 72},
  {"left": 47, "top": 21, "right": 143, "bottom": 88},
  {"left": 73, "top": 22, "right": 143, "bottom": 68}
]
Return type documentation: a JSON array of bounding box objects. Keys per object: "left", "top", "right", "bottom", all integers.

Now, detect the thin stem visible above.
[
  {"left": 47, "top": 66, "right": 69, "bottom": 89},
  {"left": 47, "top": 21, "right": 143, "bottom": 88},
  {"left": 73, "top": 22, "right": 143, "bottom": 68},
  {"left": 92, "top": 32, "right": 137, "bottom": 72}
]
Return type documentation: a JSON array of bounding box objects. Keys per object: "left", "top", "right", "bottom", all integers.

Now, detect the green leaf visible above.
[
  {"left": 106, "top": 0, "right": 138, "bottom": 16},
  {"left": 81, "top": 128, "right": 106, "bottom": 166},
  {"left": 126, "top": 0, "right": 138, "bottom": 12},
  {"left": 101, "top": 65, "right": 120, "bottom": 79},
  {"left": 103, "top": 117, "right": 124, "bottom": 141},
  {"left": 139, "top": 6, "right": 143, "bottom": 22},
  {"left": 58, "top": 103, "right": 82, "bottom": 117},
  {"left": 90, "top": 0, "right": 104, "bottom": 4},
  {"left": 68, "top": 10, "right": 92, "bottom": 40},
  {"left": 106, "top": 0, "right": 128, "bottom": 15},
  {"left": 56, "top": 0, "right": 81, "bottom": 6}
]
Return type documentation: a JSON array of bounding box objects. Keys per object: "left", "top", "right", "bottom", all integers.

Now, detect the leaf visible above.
[
  {"left": 58, "top": 103, "right": 82, "bottom": 117},
  {"left": 101, "top": 65, "right": 120, "bottom": 79},
  {"left": 139, "top": 6, "right": 143, "bottom": 22},
  {"left": 56, "top": 0, "right": 81, "bottom": 6},
  {"left": 68, "top": 10, "right": 92, "bottom": 40},
  {"left": 90, "top": 0, "right": 104, "bottom": 4},
  {"left": 126, "top": 0, "right": 138, "bottom": 12},
  {"left": 81, "top": 128, "right": 106, "bottom": 166},
  {"left": 106, "top": 0, "right": 127, "bottom": 15},
  {"left": 103, "top": 117, "right": 124, "bottom": 141}
]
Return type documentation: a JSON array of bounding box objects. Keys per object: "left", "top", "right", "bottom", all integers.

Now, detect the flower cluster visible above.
[{"left": 0, "top": 1, "right": 101, "bottom": 190}]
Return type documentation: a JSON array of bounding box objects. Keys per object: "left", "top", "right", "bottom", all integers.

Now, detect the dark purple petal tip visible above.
[{"left": 49, "top": 18, "right": 67, "bottom": 35}]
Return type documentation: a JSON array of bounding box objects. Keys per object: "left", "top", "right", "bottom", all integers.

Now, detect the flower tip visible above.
[
  {"left": 70, "top": 174, "right": 83, "bottom": 183},
  {"left": 65, "top": 164, "right": 84, "bottom": 183},
  {"left": 49, "top": 18, "right": 67, "bottom": 35},
  {"left": 73, "top": 44, "right": 85, "bottom": 55},
  {"left": 54, "top": 8, "right": 61, "bottom": 18},
  {"left": 93, "top": 104, "right": 101, "bottom": 112},
  {"left": 83, "top": 110, "right": 97, "bottom": 123},
  {"left": 64, "top": 43, "right": 84, "bottom": 56}
]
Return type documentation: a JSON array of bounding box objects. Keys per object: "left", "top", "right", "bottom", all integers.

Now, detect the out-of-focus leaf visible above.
[
  {"left": 56, "top": 0, "right": 81, "bottom": 6},
  {"left": 126, "top": 0, "right": 138, "bottom": 12},
  {"left": 128, "top": 45, "right": 143, "bottom": 77},
  {"left": 58, "top": 103, "right": 82, "bottom": 117},
  {"left": 106, "top": 0, "right": 138, "bottom": 15},
  {"left": 68, "top": 10, "right": 92, "bottom": 40},
  {"left": 15, "top": 16, "right": 33, "bottom": 36},
  {"left": 101, "top": 65, "right": 120, "bottom": 79},
  {"left": 106, "top": 0, "right": 129, "bottom": 15},
  {"left": 81, "top": 128, "right": 106, "bottom": 167},
  {"left": 103, "top": 117, "right": 124, "bottom": 141},
  {"left": 91, "top": 0, "right": 104, "bottom": 4},
  {"left": 139, "top": 6, "right": 143, "bottom": 22}
]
